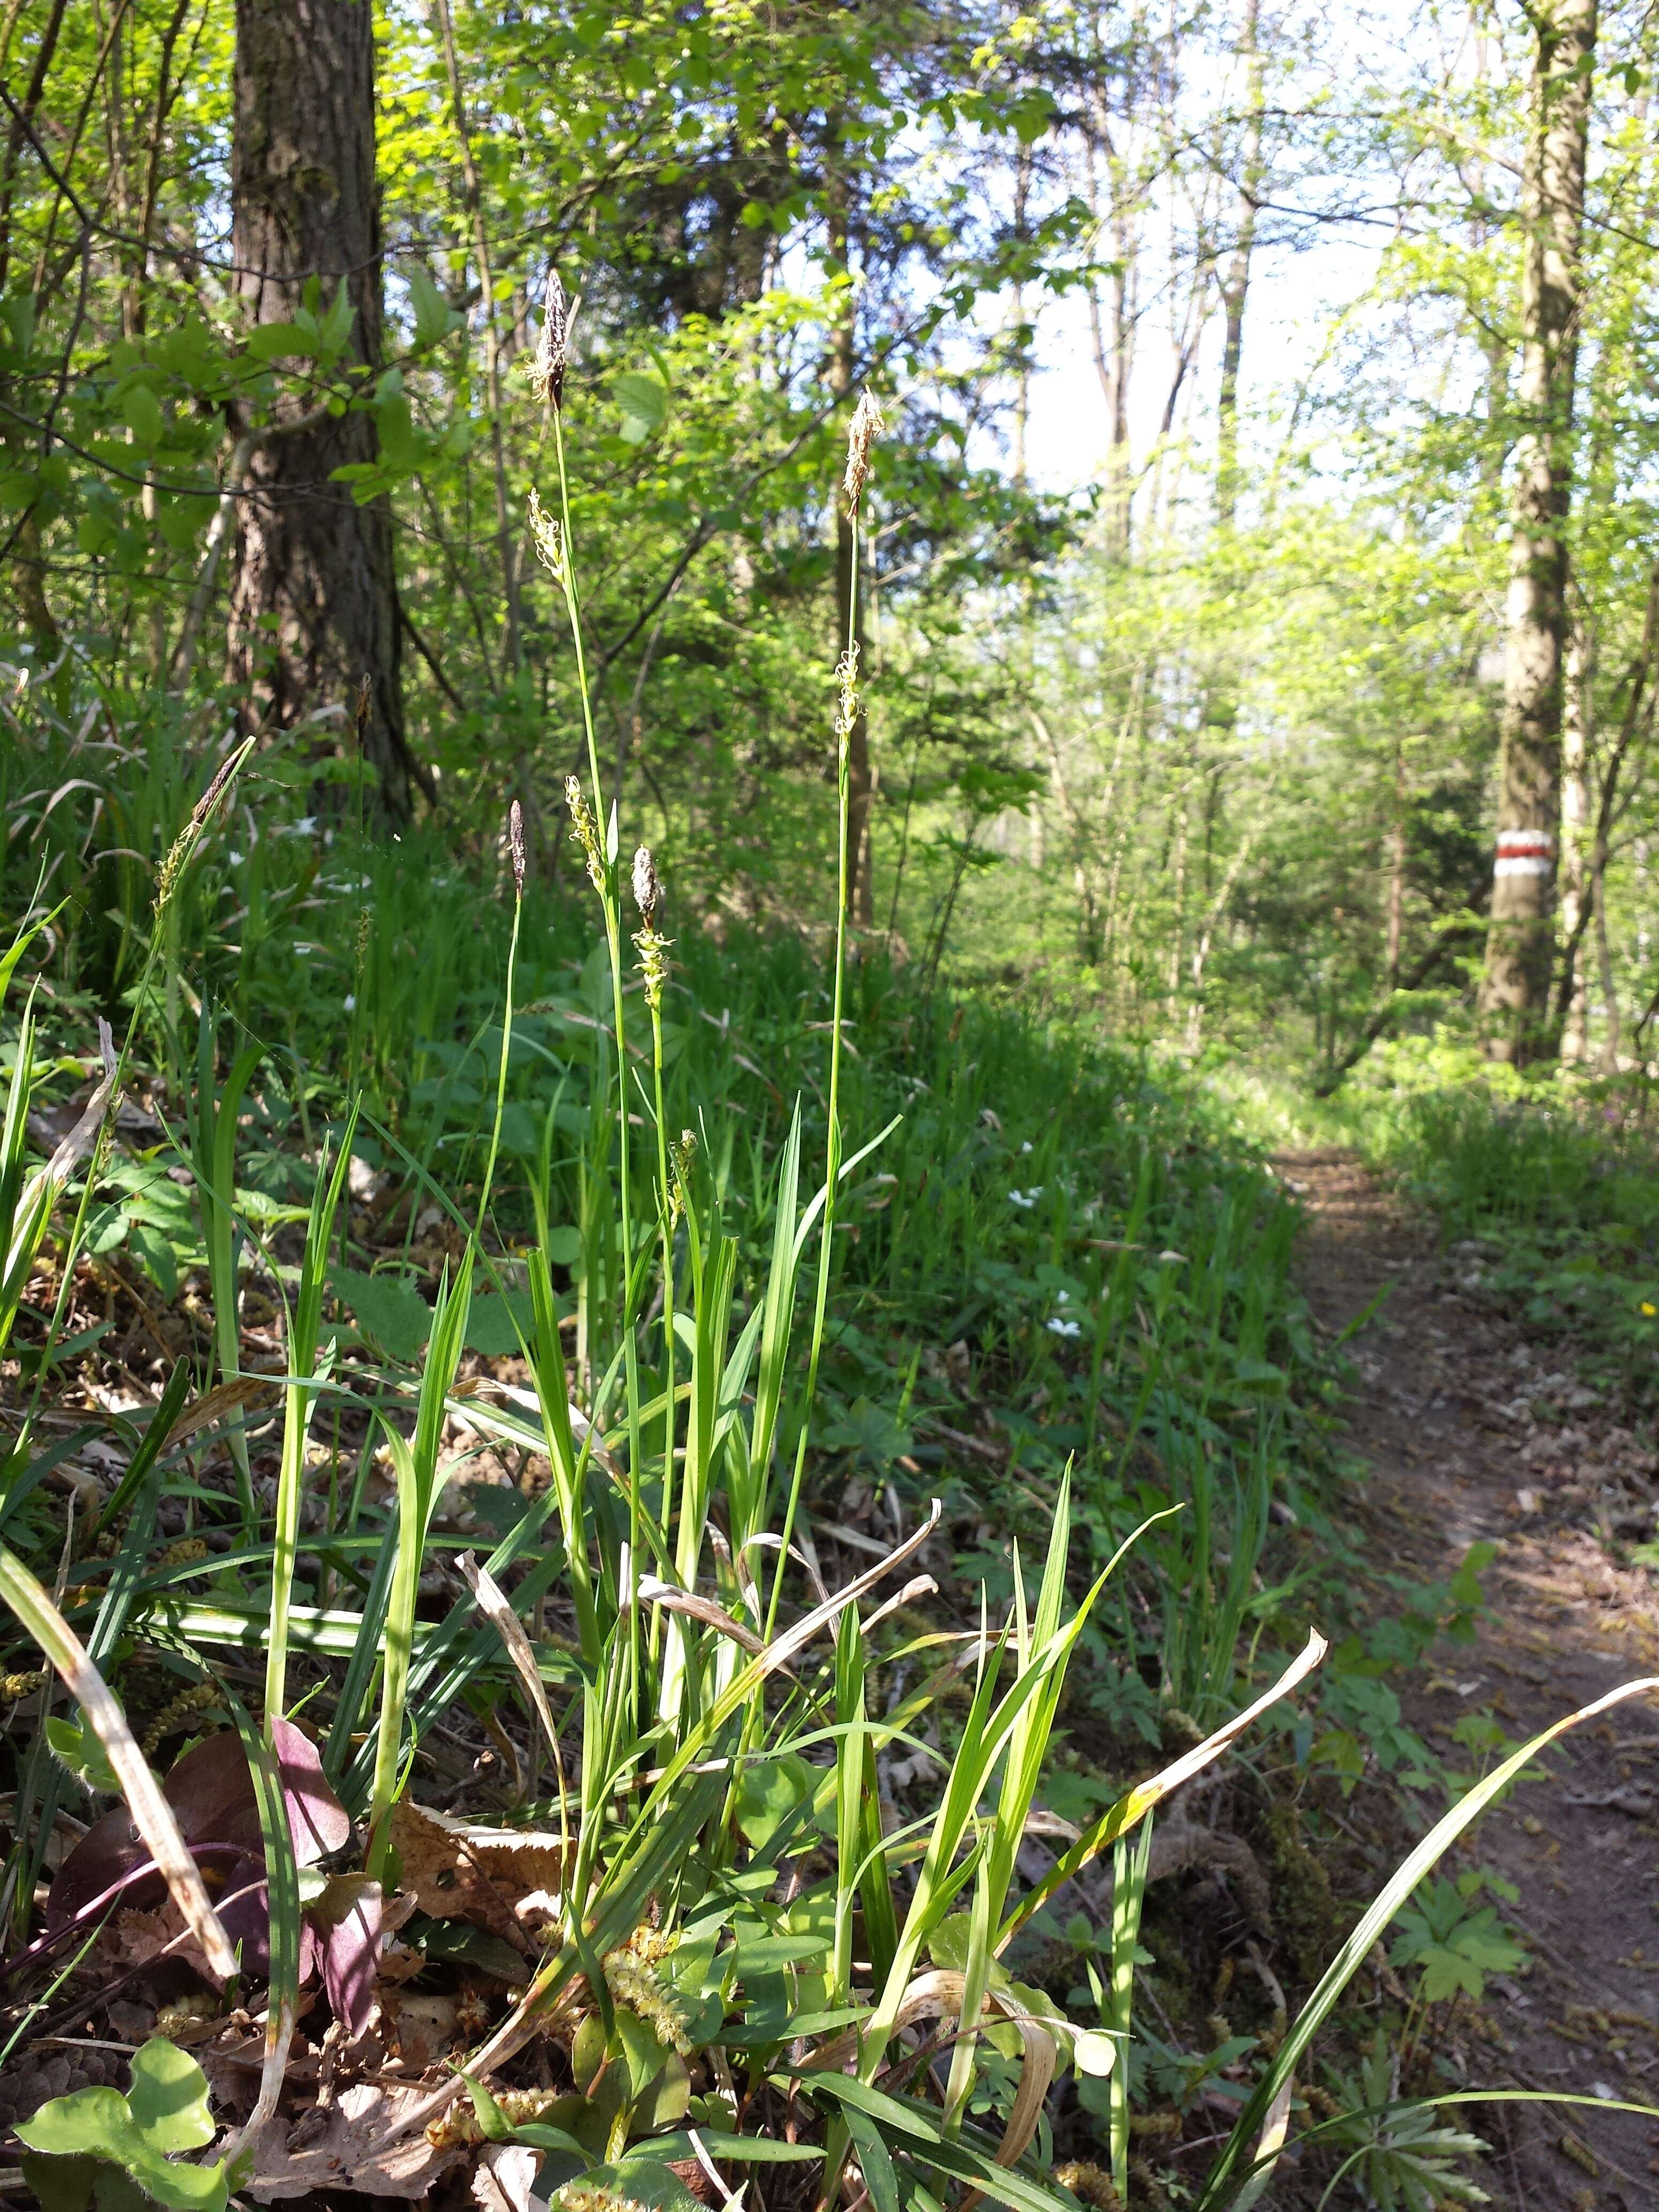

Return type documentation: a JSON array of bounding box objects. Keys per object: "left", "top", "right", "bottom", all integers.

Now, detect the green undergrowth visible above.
[
  {"left": 0, "top": 796, "right": 1558, "bottom": 2204},
  {"left": 3, "top": 690, "right": 1626, "bottom": 2208}
]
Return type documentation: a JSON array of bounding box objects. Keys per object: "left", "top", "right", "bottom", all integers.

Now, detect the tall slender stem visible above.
[
  {"left": 550, "top": 403, "right": 646, "bottom": 1727},
  {"left": 766, "top": 498, "right": 860, "bottom": 1639}
]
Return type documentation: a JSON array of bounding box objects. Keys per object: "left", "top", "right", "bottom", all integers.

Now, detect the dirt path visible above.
[{"left": 1284, "top": 1148, "right": 1659, "bottom": 2211}]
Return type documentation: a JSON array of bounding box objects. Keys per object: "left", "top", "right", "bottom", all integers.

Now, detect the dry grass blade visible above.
[
  {"left": 805, "top": 1963, "right": 1056, "bottom": 2200},
  {"left": 4, "top": 1018, "right": 116, "bottom": 1286},
  {"left": 1226, "top": 2072, "right": 1295, "bottom": 2212},
  {"left": 457, "top": 1550, "right": 564, "bottom": 1754},
  {"left": 0, "top": 1542, "right": 238, "bottom": 1981},
  {"left": 163, "top": 1373, "right": 283, "bottom": 1452},
  {"left": 636, "top": 1574, "right": 769, "bottom": 1658},
  {"left": 759, "top": 1499, "right": 943, "bottom": 1682}
]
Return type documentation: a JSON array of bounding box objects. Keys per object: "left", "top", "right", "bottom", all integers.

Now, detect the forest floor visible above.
[{"left": 1286, "top": 1147, "right": 1659, "bottom": 2211}]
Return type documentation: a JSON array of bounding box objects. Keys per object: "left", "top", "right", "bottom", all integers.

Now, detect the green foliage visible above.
[
  {"left": 18, "top": 2039, "right": 228, "bottom": 2212},
  {"left": 1389, "top": 1870, "right": 1528, "bottom": 2005},
  {"left": 1317, "top": 2038, "right": 1491, "bottom": 2211}
]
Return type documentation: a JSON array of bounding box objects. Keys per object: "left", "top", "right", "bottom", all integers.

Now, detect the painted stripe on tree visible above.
[{"left": 1494, "top": 828, "right": 1555, "bottom": 878}]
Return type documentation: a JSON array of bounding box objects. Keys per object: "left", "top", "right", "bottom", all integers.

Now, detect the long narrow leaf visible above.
[
  {"left": 1195, "top": 1672, "right": 1659, "bottom": 2208},
  {"left": 0, "top": 1543, "right": 237, "bottom": 1981}
]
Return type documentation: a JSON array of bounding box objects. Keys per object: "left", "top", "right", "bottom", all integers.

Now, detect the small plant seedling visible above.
[
  {"left": 1320, "top": 2034, "right": 1490, "bottom": 2210},
  {"left": 17, "top": 2037, "right": 229, "bottom": 2212},
  {"left": 1390, "top": 1869, "right": 1528, "bottom": 2004}
]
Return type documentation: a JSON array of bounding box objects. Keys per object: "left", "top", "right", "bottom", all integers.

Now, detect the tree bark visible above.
[
  {"left": 1084, "top": 89, "right": 1137, "bottom": 560},
  {"left": 1557, "top": 609, "right": 1592, "bottom": 1058},
  {"left": 1214, "top": 0, "right": 1262, "bottom": 536},
  {"left": 1384, "top": 738, "right": 1406, "bottom": 990},
  {"left": 226, "top": 0, "right": 427, "bottom": 816},
  {"left": 1478, "top": 0, "right": 1596, "bottom": 1058}
]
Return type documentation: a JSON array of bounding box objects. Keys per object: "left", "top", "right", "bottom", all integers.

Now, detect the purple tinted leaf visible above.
[
  {"left": 48, "top": 1734, "right": 260, "bottom": 1926},
  {"left": 319, "top": 1879, "right": 382, "bottom": 2039},
  {"left": 163, "top": 1733, "right": 264, "bottom": 1851},
  {"left": 215, "top": 1853, "right": 271, "bottom": 1975},
  {"left": 272, "top": 1718, "right": 350, "bottom": 1867}
]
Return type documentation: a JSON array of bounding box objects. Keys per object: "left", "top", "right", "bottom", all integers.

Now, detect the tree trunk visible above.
[
  {"left": 1478, "top": 0, "right": 1596, "bottom": 1058},
  {"left": 226, "top": 0, "right": 425, "bottom": 817},
  {"left": 1558, "top": 610, "right": 1593, "bottom": 1058},
  {"left": 1214, "top": 0, "right": 1262, "bottom": 536},
  {"left": 1085, "top": 90, "right": 1137, "bottom": 561},
  {"left": 1011, "top": 140, "right": 1032, "bottom": 490},
  {"left": 827, "top": 146, "right": 873, "bottom": 925},
  {"left": 1384, "top": 738, "right": 1406, "bottom": 991}
]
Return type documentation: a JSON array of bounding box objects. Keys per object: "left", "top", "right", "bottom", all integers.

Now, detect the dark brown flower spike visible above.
[
  {"left": 532, "top": 268, "right": 581, "bottom": 412},
  {"left": 509, "top": 799, "right": 526, "bottom": 900}
]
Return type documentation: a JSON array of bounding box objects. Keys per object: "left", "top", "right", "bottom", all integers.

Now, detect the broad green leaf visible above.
[
  {"left": 121, "top": 386, "right": 162, "bottom": 448},
  {"left": 614, "top": 371, "right": 667, "bottom": 443},
  {"left": 245, "top": 321, "right": 310, "bottom": 361},
  {"left": 320, "top": 278, "right": 355, "bottom": 357},
  {"left": 409, "top": 266, "right": 456, "bottom": 349},
  {"left": 45, "top": 1714, "right": 123, "bottom": 1795},
  {"left": 123, "top": 2039, "right": 216, "bottom": 2155},
  {"left": 330, "top": 1266, "right": 431, "bottom": 1361}
]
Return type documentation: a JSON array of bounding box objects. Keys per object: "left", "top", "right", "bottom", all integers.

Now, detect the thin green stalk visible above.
[
  {"left": 648, "top": 985, "right": 676, "bottom": 1593},
  {"left": 765, "top": 468, "right": 865, "bottom": 1642},
  {"left": 264, "top": 1111, "right": 357, "bottom": 1729},
  {"left": 1109, "top": 1818, "right": 1154, "bottom": 2203},
  {"left": 548, "top": 405, "right": 647, "bottom": 1725},
  {"left": 477, "top": 810, "right": 526, "bottom": 1231},
  {"left": 365, "top": 1262, "right": 473, "bottom": 1880}
]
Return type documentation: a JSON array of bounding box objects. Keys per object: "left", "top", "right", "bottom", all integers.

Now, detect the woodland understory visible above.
[{"left": 3, "top": 1, "right": 1659, "bottom": 2210}]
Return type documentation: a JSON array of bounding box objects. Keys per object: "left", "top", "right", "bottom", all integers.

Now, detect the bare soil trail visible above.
[{"left": 1283, "top": 1148, "right": 1659, "bottom": 2211}]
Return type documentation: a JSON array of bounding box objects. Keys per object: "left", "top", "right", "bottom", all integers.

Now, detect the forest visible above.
[{"left": 1, "top": 0, "right": 1658, "bottom": 2207}]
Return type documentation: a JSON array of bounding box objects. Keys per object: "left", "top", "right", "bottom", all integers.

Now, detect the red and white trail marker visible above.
[{"left": 1493, "top": 828, "right": 1556, "bottom": 879}]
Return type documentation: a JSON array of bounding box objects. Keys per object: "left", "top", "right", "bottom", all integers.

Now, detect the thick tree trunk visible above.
[
  {"left": 226, "top": 0, "right": 425, "bottom": 817},
  {"left": 1478, "top": 0, "right": 1596, "bottom": 1058}
]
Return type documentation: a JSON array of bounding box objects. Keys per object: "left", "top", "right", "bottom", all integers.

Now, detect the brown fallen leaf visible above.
[
  {"left": 163, "top": 1373, "right": 283, "bottom": 1452},
  {"left": 387, "top": 1801, "right": 571, "bottom": 1955},
  {"left": 472, "top": 2143, "right": 545, "bottom": 2212},
  {"left": 246, "top": 2080, "right": 469, "bottom": 2201},
  {"left": 381, "top": 1991, "right": 459, "bottom": 2069}
]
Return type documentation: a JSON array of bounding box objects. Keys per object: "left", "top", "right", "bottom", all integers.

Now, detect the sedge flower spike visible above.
[
  {"left": 565, "top": 775, "right": 606, "bottom": 896},
  {"left": 507, "top": 799, "right": 526, "bottom": 900},
  {"left": 531, "top": 267, "right": 580, "bottom": 411},
  {"left": 631, "top": 846, "right": 670, "bottom": 1009},
  {"left": 632, "top": 845, "right": 661, "bottom": 926},
  {"left": 528, "top": 487, "right": 564, "bottom": 580},
  {"left": 843, "top": 388, "right": 884, "bottom": 515}
]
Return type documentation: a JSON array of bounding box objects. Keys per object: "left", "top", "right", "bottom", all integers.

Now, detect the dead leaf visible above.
[
  {"left": 473, "top": 2143, "right": 544, "bottom": 2212},
  {"left": 382, "top": 1992, "right": 459, "bottom": 2068},
  {"left": 247, "top": 2080, "right": 469, "bottom": 2201},
  {"left": 163, "top": 1374, "right": 282, "bottom": 1452},
  {"left": 387, "top": 1801, "right": 570, "bottom": 1955},
  {"left": 99, "top": 1902, "right": 218, "bottom": 1984}
]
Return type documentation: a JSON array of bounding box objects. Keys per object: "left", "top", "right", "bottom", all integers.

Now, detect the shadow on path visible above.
[{"left": 1285, "top": 1147, "right": 1659, "bottom": 2211}]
